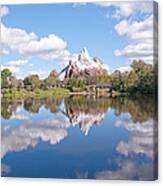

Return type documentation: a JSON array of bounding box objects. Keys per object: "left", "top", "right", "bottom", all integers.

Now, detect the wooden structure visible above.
[{"left": 86, "top": 84, "right": 112, "bottom": 95}]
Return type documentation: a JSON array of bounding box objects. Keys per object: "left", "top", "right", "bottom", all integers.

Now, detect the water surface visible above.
[{"left": 1, "top": 96, "right": 157, "bottom": 180}]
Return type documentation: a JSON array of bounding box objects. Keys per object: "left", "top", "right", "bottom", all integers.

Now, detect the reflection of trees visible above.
[
  {"left": 1, "top": 96, "right": 157, "bottom": 124},
  {"left": 1, "top": 99, "right": 22, "bottom": 119},
  {"left": 23, "top": 98, "right": 43, "bottom": 113},
  {"left": 23, "top": 97, "right": 62, "bottom": 113},
  {"left": 110, "top": 96, "right": 156, "bottom": 123},
  {"left": 64, "top": 95, "right": 156, "bottom": 124},
  {"left": 64, "top": 96, "right": 110, "bottom": 116},
  {"left": 1, "top": 97, "right": 62, "bottom": 118},
  {"left": 44, "top": 97, "right": 62, "bottom": 113}
]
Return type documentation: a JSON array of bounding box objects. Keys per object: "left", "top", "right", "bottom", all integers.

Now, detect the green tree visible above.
[
  {"left": 1, "top": 68, "right": 12, "bottom": 79},
  {"left": 1, "top": 68, "right": 12, "bottom": 88},
  {"left": 111, "top": 70, "right": 122, "bottom": 92},
  {"left": 130, "top": 60, "right": 154, "bottom": 94},
  {"left": 23, "top": 75, "right": 42, "bottom": 89}
]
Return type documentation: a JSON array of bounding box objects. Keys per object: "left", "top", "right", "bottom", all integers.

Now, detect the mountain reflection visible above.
[
  {"left": 1, "top": 96, "right": 157, "bottom": 148},
  {"left": 63, "top": 96, "right": 109, "bottom": 135},
  {"left": 1, "top": 95, "right": 156, "bottom": 122},
  {"left": 1, "top": 96, "right": 157, "bottom": 180},
  {"left": 1, "top": 95, "right": 156, "bottom": 144},
  {"left": 1, "top": 96, "right": 110, "bottom": 158}
]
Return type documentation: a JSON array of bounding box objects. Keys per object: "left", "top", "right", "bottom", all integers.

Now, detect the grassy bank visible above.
[{"left": 2, "top": 88, "right": 70, "bottom": 100}]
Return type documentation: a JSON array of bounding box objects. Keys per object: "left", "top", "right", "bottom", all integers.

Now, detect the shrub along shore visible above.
[{"left": 2, "top": 88, "right": 70, "bottom": 99}]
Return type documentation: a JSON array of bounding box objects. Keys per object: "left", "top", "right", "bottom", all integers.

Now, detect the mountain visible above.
[{"left": 65, "top": 48, "right": 108, "bottom": 78}]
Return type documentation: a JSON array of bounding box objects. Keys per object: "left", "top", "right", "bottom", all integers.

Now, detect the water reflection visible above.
[
  {"left": 64, "top": 96, "right": 109, "bottom": 135},
  {"left": 96, "top": 159, "right": 155, "bottom": 180},
  {"left": 1, "top": 96, "right": 156, "bottom": 122},
  {"left": 115, "top": 118, "right": 156, "bottom": 159},
  {"left": 1, "top": 164, "right": 11, "bottom": 175},
  {"left": 95, "top": 117, "right": 157, "bottom": 180},
  {"left": 1, "top": 121, "right": 67, "bottom": 159},
  {"left": 1, "top": 96, "right": 157, "bottom": 180}
]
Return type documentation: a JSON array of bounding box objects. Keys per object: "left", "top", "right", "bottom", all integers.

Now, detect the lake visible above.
[{"left": 1, "top": 95, "right": 157, "bottom": 180}]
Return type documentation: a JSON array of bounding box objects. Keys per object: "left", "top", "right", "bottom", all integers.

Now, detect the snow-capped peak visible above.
[
  {"left": 78, "top": 47, "right": 91, "bottom": 62},
  {"left": 65, "top": 48, "right": 108, "bottom": 78}
]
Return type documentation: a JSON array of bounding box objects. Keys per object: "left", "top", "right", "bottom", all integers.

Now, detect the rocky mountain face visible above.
[{"left": 65, "top": 48, "right": 108, "bottom": 78}]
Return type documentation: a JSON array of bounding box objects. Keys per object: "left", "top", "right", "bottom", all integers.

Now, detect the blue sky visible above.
[{"left": 1, "top": 1, "right": 155, "bottom": 79}]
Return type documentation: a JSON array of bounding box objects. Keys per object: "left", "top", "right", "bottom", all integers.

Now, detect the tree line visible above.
[
  {"left": 64, "top": 60, "right": 157, "bottom": 94},
  {"left": 1, "top": 60, "right": 157, "bottom": 94}
]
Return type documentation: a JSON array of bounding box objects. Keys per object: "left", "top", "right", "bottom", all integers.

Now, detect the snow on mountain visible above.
[{"left": 65, "top": 48, "right": 109, "bottom": 78}]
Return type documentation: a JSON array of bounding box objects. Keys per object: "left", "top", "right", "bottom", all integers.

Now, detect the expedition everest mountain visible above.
[{"left": 64, "top": 48, "right": 109, "bottom": 78}]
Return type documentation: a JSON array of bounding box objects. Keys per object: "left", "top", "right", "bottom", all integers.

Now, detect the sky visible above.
[{"left": 0, "top": 1, "right": 157, "bottom": 79}]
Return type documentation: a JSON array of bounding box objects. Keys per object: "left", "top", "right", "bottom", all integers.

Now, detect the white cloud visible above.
[
  {"left": 94, "top": 1, "right": 156, "bottom": 64},
  {"left": 115, "top": 118, "right": 156, "bottom": 159},
  {"left": 96, "top": 159, "right": 155, "bottom": 180},
  {"left": 1, "top": 23, "right": 71, "bottom": 63},
  {"left": 39, "top": 113, "right": 72, "bottom": 129},
  {"left": 1, "top": 121, "right": 68, "bottom": 158},
  {"left": 20, "top": 34, "right": 67, "bottom": 56},
  {"left": 40, "top": 49, "right": 71, "bottom": 63},
  {"left": 115, "top": 43, "right": 153, "bottom": 57},
  {"left": 10, "top": 113, "right": 29, "bottom": 120},
  {"left": 1, "top": 23, "right": 37, "bottom": 52},
  {"left": 0, "top": 6, "right": 9, "bottom": 17},
  {"left": 72, "top": 2, "right": 87, "bottom": 7},
  {"left": 114, "top": 15, "right": 157, "bottom": 64},
  {"left": 112, "top": 2, "right": 134, "bottom": 17},
  {"left": 115, "top": 14, "right": 154, "bottom": 39},
  {"left": 95, "top": 1, "right": 153, "bottom": 19},
  {"left": 28, "top": 63, "right": 34, "bottom": 67},
  {"left": 114, "top": 20, "right": 129, "bottom": 35},
  {"left": 0, "top": 48, "right": 9, "bottom": 55},
  {"left": 0, "top": 5, "right": 72, "bottom": 75},
  {"left": 7, "top": 59, "right": 28, "bottom": 66}
]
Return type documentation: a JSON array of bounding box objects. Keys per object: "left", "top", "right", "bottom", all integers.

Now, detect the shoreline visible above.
[{"left": 1, "top": 88, "right": 155, "bottom": 100}]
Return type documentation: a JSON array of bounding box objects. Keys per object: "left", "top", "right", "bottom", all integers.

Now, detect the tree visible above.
[
  {"left": 130, "top": 60, "right": 154, "bottom": 94},
  {"left": 131, "top": 60, "right": 146, "bottom": 74},
  {"left": 23, "top": 77, "right": 33, "bottom": 86},
  {"left": 23, "top": 75, "right": 42, "bottom": 89},
  {"left": 1, "top": 68, "right": 12, "bottom": 79},
  {"left": 111, "top": 70, "right": 122, "bottom": 92},
  {"left": 96, "top": 74, "right": 111, "bottom": 85},
  {"left": 126, "top": 71, "right": 138, "bottom": 93},
  {"left": 109, "top": 60, "right": 155, "bottom": 94},
  {"left": 1, "top": 68, "right": 12, "bottom": 88}
]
